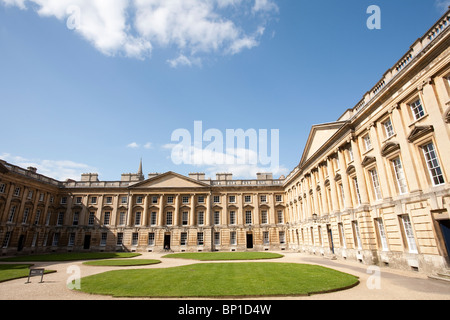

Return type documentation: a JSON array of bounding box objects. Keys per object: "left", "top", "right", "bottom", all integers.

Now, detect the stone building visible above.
[
  {"left": 284, "top": 9, "right": 450, "bottom": 274},
  {"left": 1, "top": 9, "right": 450, "bottom": 275}
]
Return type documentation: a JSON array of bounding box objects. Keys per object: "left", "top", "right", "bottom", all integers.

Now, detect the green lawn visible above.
[
  {"left": 163, "top": 252, "right": 283, "bottom": 260},
  {"left": 78, "top": 263, "right": 359, "bottom": 298},
  {"left": 0, "top": 252, "right": 141, "bottom": 262},
  {"left": 83, "top": 259, "right": 161, "bottom": 267},
  {"left": 0, "top": 264, "right": 56, "bottom": 283}
]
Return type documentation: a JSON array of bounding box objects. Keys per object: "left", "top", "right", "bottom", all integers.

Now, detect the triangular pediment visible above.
[
  {"left": 300, "top": 121, "right": 346, "bottom": 166},
  {"left": 0, "top": 161, "right": 9, "bottom": 174},
  {"left": 131, "top": 172, "right": 210, "bottom": 189}
]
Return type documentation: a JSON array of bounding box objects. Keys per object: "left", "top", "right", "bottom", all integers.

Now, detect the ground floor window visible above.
[
  {"left": 148, "top": 233, "right": 155, "bottom": 246},
  {"left": 180, "top": 232, "right": 187, "bottom": 246},
  {"left": 197, "top": 232, "right": 204, "bottom": 246},
  {"left": 117, "top": 233, "right": 124, "bottom": 246},
  {"left": 400, "top": 215, "right": 418, "bottom": 253}
]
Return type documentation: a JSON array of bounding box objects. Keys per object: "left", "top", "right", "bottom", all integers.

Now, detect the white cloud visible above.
[
  {"left": 163, "top": 144, "right": 288, "bottom": 179},
  {"left": 127, "top": 142, "right": 140, "bottom": 148},
  {"left": 435, "top": 0, "right": 450, "bottom": 12},
  {"left": 143, "top": 142, "right": 153, "bottom": 149},
  {"left": 1, "top": 0, "right": 278, "bottom": 64},
  {"left": 0, "top": 153, "right": 98, "bottom": 181}
]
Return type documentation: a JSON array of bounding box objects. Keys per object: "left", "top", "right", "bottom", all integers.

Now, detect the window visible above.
[
  {"left": 2, "top": 232, "right": 11, "bottom": 248},
  {"left": 27, "top": 190, "right": 33, "bottom": 200},
  {"left": 401, "top": 215, "right": 418, "bottom": 253},
  {"left": 135, "top": 212, "right": 141, "bottom": 226},
  {"left": 166, "top": 212, "right": 173, "bottom": 225},
  {"left": 132, "top": 233, "right": 139, "bottom": 246},
  {"left": 213, "top": 195, "right": 220, "bottom": 203},
  {"left": 32, "top": 232, "right": 38, "bottom": 247},
  {"left": 244, "top": 195, "right": 251, "bottom": 203},
  {"left": 72, "top": 212, "right": 79, "bottom": 226},
  {"left": 392, "top": 157, "right": 408, "bottom": 194},
  {"left": 261, "top": 210, "right": 268, "bottom": 224},
  {"left": 263, "top": 231, "right": 269, "bottom": 245},
  {"left": 150, "top": 212, "right": 157, "bottom": 226},
  {"left": 45, "top": 212, "right": 52, "bottom": 225},
  {"left": 119, "top": 212, "right": 126, "bottom": 225},
  {"left": 100, "top": 233, "right": 107, "bottom": 246},
  {"left": 229, "top": 195, "right": 236, "bottom": 203},
  {"left": 375, "top": 218, "right": 389, "bottom": 251},
  {"left": 198, "top": 196, "right": 205, "bottom": 203},
  {"left": 152, "top": 196, "right": 158, "bottom": 204},
  {"left": 136, "top": 196, "right": 143, "bottom": 204},
  {"left": 75, "top": 197, "right": 82, "bottom": 204},
  {"left": 245, "top": 211, "right": 252, "bottom": 225},
  {"left": 7, "top": 206, "right": 16, "bottom": 223},
  {"left": 277, "top": 210, "right": 284, "bottom": 224},
  {"left": 105, "top": 196, "right": 113, "bottom": 204},
  {"left": 353, "top": 178, "right": 362, "bottom": 205},
  {"left": 39, "top": 193, "right": 45, "bottom": 202},
  {"left": 198, "top": 211, "right": 204, "bottom": 225},
  {"left": 22, "top": 208, "right": 30, "bottom": 224},
  {"left": 410, "top": 98, "right": 425, "bottom": 120},
  {"left": 90, "top": 196, "right": 97, "bottom": 204},
  {"left": 148, "top": 233, "right": 155, "bottom": 246},
  {"left": 167, "top": 196, "right": 174, "bottom": 204},
  {"left": 181, "top": 211, "right": 188, "bottom": 225},
  {"left": 88, "top": 212, "right": 95, "bottom": 225},
  {"left": 422, "top": 143, "right": 445, "bottom": 186},
  {"left": 57, "top": 212, "right": 64, "bottom": 226},
  {"left": 180, "top": 232, "right": 187, "bottom": 246},
  {"left": 229, "top": 211, "right": 236, "bottom": 225},
  {"left": 68, "top": 233, "right": 75, "bottom": 247},
  {"left": 276, "top": 195, "right": 282, "bottom": 202},
  {"left": 34, "top": 209, "right": 41, "bottom": 225},
  {"left": 182, "top": 196, "right": 189, "bottom": 204},
  {"left": 260, "top": 195, "right": 267, "bottom": 203},
  {"left": 279, "top": 231, "right": 286, "bottom": 244},
  {"left": 0, "top": 183, "right": 5, "bottom": 194},
  {"left": 339, "top": 184, "right": 345, "bottom": 208},
  {"left": 230, "top": 232, "right": 237, "bottom": 245},
  {"left": 121, "top": 196, "right": 128, "bottom": 204},
  {"left": 117, "top": 233, "right": 124, "bottom": 246},
  {"left": 363, "top": 134, "right": 372, "bottom": 151},
  {"left": 13, "top": 187, "right": 20, "bottom": 197},
  {"left": 348, "top": 147, "right": 354, "bottom": 162},
  {"left": 338, "top": 223, "right": 346, "bottom": 249},
  {"left": 383, "top": 118, "right": 395, "bottom": 138},
  {"left": 214, "top": 211, "right": 220, "bottom": 225},
  {"left": 197, "top": 232, "right": 204, "bottom": 246},
  {"left": 104, "top": 212, "right": 111, "bottom": 225},
  {"left": 60, "top": 197, "right": 67, "bottom": 205},
  {"left": 353, "top": 221, "right": 362, "bottom": 249},
  {"left": 52, "top": 233, "right": 60, "bottom": 247},
  {"left": 369, "top": 169, "right": 382, "bottom": 200},
  {"left": 214, "top": 232, "right": 220, "bottom": 245}
]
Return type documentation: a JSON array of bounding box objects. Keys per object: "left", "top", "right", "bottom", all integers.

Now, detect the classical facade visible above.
[{"left": 1, "top": 9, "right": 450, "bottom": 275}]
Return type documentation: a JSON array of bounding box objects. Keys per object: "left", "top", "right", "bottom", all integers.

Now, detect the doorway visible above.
[
  {"left": 17, "top": 235, "right": 25, "bottom": 252},
  {"left": 439, "top": 220, "right": 450, "bottom": 260},
  {"left": 83, "top": 235, "right": 91, "bottom": 250},
  {"left": 327, "top": 224, "right": 335, "bottom": 254},
  {"left": 164, "top": 233, "right": 171, "bottom": 250},
  {"left": 246, "top": 233, "right": 253, "bottom": 249}
]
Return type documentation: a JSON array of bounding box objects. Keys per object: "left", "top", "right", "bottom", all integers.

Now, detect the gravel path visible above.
[{"left": 0, "top": 252, "right": 449, "bottom": 300}]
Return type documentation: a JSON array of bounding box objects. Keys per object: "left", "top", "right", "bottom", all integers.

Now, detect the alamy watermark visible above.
[
  {"left": 66, "top": 265, "right": 81, "bottom": 290},
  {"left": 169, "top": 121, "right": 280, "bottom": 171},
  {"left": 367, "top": 5, "right": 381, "bottom": 30}
]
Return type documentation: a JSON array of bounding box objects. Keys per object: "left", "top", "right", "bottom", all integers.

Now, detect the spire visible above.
[{"left": 137, "top": 158, "right": 144, "bottom": 180}]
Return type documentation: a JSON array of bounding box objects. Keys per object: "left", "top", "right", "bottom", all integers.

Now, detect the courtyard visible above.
[{"left": 0, "top": 251, "right": 448, "bottom": 300}]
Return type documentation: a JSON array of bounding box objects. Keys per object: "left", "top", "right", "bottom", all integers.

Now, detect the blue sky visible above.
[{"left": 0, "top": 0, "right": 448, "bottom": 181}]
